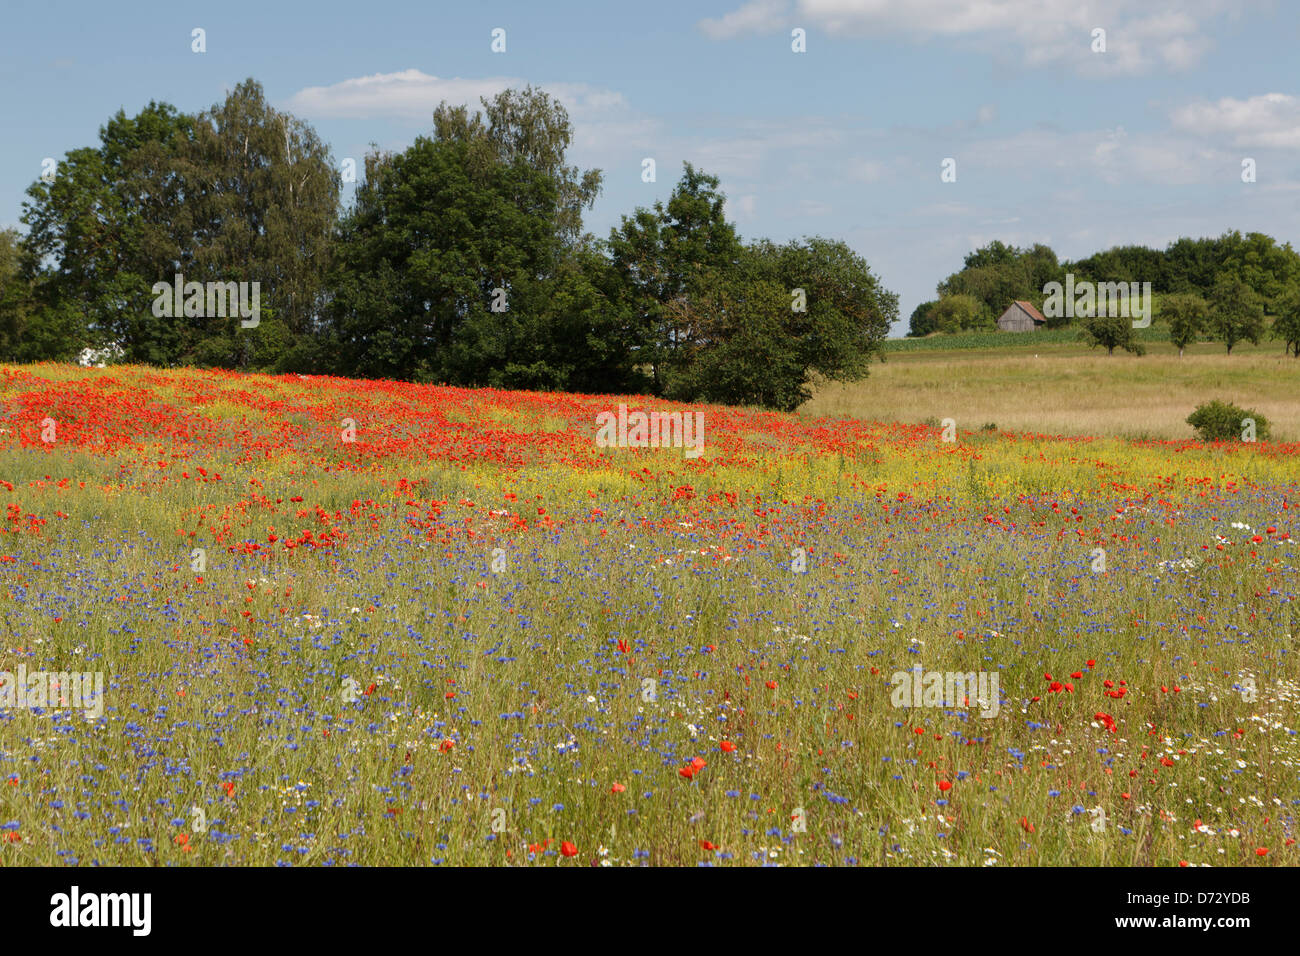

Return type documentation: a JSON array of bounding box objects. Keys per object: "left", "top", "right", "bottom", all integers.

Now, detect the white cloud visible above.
[
  {"left": 284, "top": 70, "right": 660, "bottom": 154},
  {"left": 286, "top": 71, "right": 629, "bottom": 126},
  {"left": 1170, "top": 93, "right": 1300, "bottom": 149},
  {"left": 698, "top": 0, "right": 791, "bottom": 40},
  {"left": 287, "top": 69, "right": 510, "bottom": 120},
  {"left": 698, "top": 0, "right": 1244, "bottom": 74}
]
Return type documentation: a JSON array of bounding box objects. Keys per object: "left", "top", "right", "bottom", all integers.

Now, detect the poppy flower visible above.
[
  {"left": 699, "top": 840, "right": 718, "bottom": 851},
  {"left": 765, "top": 680, "right": 777, "bottom": 690},
  {"left": 1021, "top": 817, "right": 1035, "bottom": 833},
  {"left": 720, "top": 741, "right": 736, "bottom": 752},
  {"left": 560, "top": 841, "right": 578, "bottom": 857},
  {"left": 937, "top": 780, "right": 952, "bottom": 792},
  {"left": 610, "top": 782, "right": 626, "bottom": 793}
]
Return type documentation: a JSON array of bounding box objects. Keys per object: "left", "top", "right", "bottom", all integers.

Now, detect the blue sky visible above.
[{"left": 3, "top": 0, "right": 1299, "bottom": 335}]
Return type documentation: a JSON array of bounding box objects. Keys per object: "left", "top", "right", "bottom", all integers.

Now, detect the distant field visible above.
[
  {"left": 806, "top": 336, "right": 1300, "bottom": 442},
  {"left": 885, "top": 327, "right": 1172, "bottom": 352}
]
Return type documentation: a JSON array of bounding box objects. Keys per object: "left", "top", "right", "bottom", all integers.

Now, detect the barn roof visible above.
[{"left": 1010, "top": 300, "right": 1047, "bottom": 323}]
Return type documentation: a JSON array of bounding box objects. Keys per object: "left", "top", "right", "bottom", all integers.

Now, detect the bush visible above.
[{"left": 1186, "top": 399, "right": 1271, "bottom": 442}]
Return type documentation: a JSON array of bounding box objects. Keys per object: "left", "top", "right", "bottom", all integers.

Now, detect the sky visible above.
[{"left": 3, "top": 0, "right": 1299, "bottom": 336}]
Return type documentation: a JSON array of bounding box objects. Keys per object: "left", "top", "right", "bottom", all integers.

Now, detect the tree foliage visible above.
[
  {"left": 1208, "top": 274, "right": 1265, "bottom": 354},
  {"left": 1159, "top": 293, "right": 1208, "bottom": 357},
  {"left": 1079, "top": 313, "right": 1145, "bottom": 356}
]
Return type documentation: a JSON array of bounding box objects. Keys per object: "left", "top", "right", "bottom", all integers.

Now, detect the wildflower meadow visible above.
[{"left": 2, "top": 362, "right": 1296, "bottom": 867}]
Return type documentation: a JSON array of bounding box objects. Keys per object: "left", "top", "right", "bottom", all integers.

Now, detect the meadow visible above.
[
  {"left": 0, "top": 359, "right": 1297, "bottom": 866},
  {"left": 810, "top": 337, "right": 1300, "bottom": 443}
]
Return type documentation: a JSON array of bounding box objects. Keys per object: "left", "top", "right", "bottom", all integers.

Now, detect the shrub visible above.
[{"left": 1186, "top": 399, "right": 1270, "bottom": 442}]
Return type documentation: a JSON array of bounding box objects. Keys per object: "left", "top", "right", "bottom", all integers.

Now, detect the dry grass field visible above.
[{"left": 803, "top": 339, "right": 1300, "bottom": 442}]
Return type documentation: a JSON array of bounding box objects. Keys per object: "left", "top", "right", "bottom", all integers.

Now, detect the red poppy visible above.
[
  {"left": 720, "top": 741, "right": 736, "bottom": 752},
  {"left": 610, "top": 782, "right": 626, "bottom": 793},
  {"left": 560, "top": 841, "right": 578, "bottom": 857},
  {"left": 937, "top": 780, "right": 952, "bottom": 792},
  {"left": 699, "top": 840, "right": 718, "bottom": 851},
  {"left": 765, "top": 680, "right": 777, "bottom": 690}
]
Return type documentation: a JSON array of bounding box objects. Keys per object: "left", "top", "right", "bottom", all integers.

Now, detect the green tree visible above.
[
  {"left": 606, "top": 163, "right": 743, "bottom": 396},
  {"left": 1079, "top": 313, "right": 1145, "bottom": 356},
  {"left": 432, "top": 85, "right": 602, "bottom": 250},
  {"left": 928, "top": 294, "right": 982, "bottom": 332},
  {"left": 735, "top": 236, "right": 896, "bottom": 406},
  {"left": 1216, "top": 230, "right": 1300, "bottom": 306},
  {"left": 668, "top": 273, "right": 808, "bottom": 410},
  {"left": 1159, "top": 293, "right": 1207, "bottom": 357},
  {"left": 1208, "top": 274, "right": 1265, "bottom": 354},
  {"left": 907, "top": 299, "right": 937, "bottom": 337},
  {"left": 177, "top": 79, "right": 340, "bottom": 370},
  {"left": 20, "top": 101, "right": 196, "bottom": 362},
  {"left": 1271, "top": 282, "right": 1300, "bottom": 357},
  {"left": 0, "top": 227, "right": 43, "bottom": 360},
  {"left": 328, "top": 86, "right": 621, "bottom": 390}
]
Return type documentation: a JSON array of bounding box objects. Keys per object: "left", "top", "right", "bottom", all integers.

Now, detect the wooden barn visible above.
[{"left": 997, "top": 300, "right": 1047, "bottom": 332}]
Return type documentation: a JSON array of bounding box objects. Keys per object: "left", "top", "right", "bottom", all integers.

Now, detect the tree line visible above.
[
  {"left": 0, "top": 80, "right": 898, "bottom": 412},
  {"left": 909, "top": 236, "right": 1300, "bottom": 357}
]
